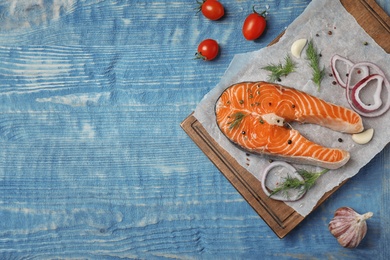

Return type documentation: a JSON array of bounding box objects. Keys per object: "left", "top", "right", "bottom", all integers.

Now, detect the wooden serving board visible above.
[{"left": 181, "top": 0, "right": 390, "bottom": 239}]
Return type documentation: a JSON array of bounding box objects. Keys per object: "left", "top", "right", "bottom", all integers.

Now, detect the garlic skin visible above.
[{"left": 329, "top": 207, "right": 373, "bottom": 248}]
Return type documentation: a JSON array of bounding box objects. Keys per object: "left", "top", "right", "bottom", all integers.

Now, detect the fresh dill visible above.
[
  {"left": 269, "top": 168, "right": 329, "bottom": 198},
  {"left": 227, "top": 112, "right": 246, "bottom": 130},
  {"left": 262, "top": 55, "right": 296, "bottom": 82},
  {"left": 306, "top": 39, "right": 325, "bottom": 90}
]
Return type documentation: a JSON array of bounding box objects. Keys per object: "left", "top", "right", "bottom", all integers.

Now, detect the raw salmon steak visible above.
[{"left": 215, "top": 82, "right": 364, "bottom": 169}]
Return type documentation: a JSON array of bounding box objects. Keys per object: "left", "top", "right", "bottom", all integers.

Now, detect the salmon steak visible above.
[{"left": 215, "top": 82, "right": 364, "bottom": 169}]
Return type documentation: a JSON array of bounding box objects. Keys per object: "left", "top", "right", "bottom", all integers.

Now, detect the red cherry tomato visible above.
[
  {"left": 198, "top": 0, "right": 224, "bottom": 21},
  {"left": 242, "top": 8, "right": 267, "bottom": 41},
  {"left": 195, "top": 39, "right": 219, "bottom": 61}
]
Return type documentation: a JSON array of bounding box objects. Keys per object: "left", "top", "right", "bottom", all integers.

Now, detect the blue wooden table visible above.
[{"left": 0, "top": 0, "right": 389, "bottom": 259}]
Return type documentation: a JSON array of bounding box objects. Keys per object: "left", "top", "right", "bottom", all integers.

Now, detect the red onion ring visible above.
[
  {"left": 331, "top": 55, "right": 369, "bottom": 88},
  {"left": 346, "top": 62, "right": 390, "bottom": 117},
  {"left": 261, "top": 161, "right": 305, "bottom": 202},
  {"left": 351, "top": 74, "right": 383, "bottom": 113}
]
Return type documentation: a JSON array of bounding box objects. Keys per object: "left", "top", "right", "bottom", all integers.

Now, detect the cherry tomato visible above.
[
  {"left": 242, "top": 8, "right": 267, "bottom": 41},
  {"left": 198, "top": 0, "right": 224, "bottom": 21},
  {"left": 195, "top": 39, "right": 219, "bottom": 61}
]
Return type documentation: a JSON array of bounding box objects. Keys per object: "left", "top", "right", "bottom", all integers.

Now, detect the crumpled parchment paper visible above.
[{"left": 194, "top": 0, "right": 390, "bottom": 216}]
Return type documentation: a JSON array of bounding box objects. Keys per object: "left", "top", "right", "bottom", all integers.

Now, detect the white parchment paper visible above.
[{"left": 194, "top": 0, "right": 390, "bottom": 216}]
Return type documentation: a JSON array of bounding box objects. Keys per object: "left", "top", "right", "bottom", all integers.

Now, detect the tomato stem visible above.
[
  {"left": 195, "top": 0, "right": 207, "bottom": 13},
  {"left": 252, "top": 6, "right": 267, "bottom": 17},
  {"left": 195, "top": 0, "right": 202, "bottom": 13},
  {"left": 194, "top": 52, "right": 206, "bottom": 60}
]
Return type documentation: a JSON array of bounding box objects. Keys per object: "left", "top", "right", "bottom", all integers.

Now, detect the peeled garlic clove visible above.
[
  {"left": 329, "top": 207, "right": 373, "bottom": 248},
  {"left": 291, "top": 38, "right": 307, "bottom": 58},
  {"left": 352, "top": 128, "right": 374, "bottom": 144}
]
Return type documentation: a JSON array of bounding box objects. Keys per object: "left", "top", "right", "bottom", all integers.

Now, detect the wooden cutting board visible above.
[{"left": 181, "top": 0, "right": 390, "bottom": 239}]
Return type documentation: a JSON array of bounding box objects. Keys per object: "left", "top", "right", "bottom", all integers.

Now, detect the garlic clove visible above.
[
  {"left": 329, "top": 207, "right": 373, "bottom": 248},
  {"left": 291, "top": 38, "right": 308, "bottom": 58},
  {"left": 352, "top": 128, "right": 374, "bottom": 144}
]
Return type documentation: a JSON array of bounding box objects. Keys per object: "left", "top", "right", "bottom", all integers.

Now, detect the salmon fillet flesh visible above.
[{"left": 215, "top": 82, "right": 364, "bottom": 169}]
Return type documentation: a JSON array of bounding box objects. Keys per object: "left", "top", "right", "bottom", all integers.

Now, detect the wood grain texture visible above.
[
  {"left": 341, "top": 0, "right": 390, "bottom": 52},
  {"left": 0, "top": 0, "right": 389, "bottom": 259}
]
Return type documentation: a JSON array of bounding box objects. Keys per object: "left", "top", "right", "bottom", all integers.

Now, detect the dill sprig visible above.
[
  {"left": 306, "top": 40, "right": 325, "bottom": 90},
  {"left": 227, "top": 112, "right": 246, "bottom": 130},
  {"left": 269, "top": 168, "right": 329, "bottom": 198},
  {"left": 262, "top": 55, "right": 296, "bottom": 82}
]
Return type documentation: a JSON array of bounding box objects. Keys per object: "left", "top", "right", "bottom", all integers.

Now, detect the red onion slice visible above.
[
  {"left": 261, "top": 161, "right": 305, "bottom": 202},
  {"left": 346, "top": 62, "right": 390, "bottom": 117},
  {"left": 351, "top": 74, "right": 383, "bottom": 112},
  {"left": 331, "top": 55, "right": 369, "bottom": 88},
  {"left": 331, "top": 55, "right": 353, "bottom": 88}
]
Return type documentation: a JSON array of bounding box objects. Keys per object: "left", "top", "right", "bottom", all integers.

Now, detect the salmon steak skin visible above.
[{"left": 215, "top": 82, "right": 364, "bottom": 169}]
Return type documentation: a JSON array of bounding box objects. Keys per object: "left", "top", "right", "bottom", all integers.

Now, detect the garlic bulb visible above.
[{"left": 328, "top": 207, "right": 373, "bottom": 248}]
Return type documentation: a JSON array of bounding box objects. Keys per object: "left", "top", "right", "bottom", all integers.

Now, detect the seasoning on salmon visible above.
[{"left": 215, "top": 82, "right": 364, "bottom": 169}]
